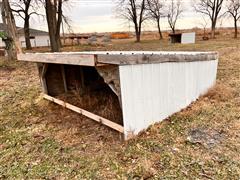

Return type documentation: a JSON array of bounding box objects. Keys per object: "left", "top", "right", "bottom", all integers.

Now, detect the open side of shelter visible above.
[{"left": 17, "top": 51, "right": 218, "bottom": 140}]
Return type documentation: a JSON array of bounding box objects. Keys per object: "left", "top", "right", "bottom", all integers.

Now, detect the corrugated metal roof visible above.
[
  {"left": 17, "top": 27, "right": 48, "bottom": 36},
  {"left": 0, "top": 23, "right": 48, "bottom": 36}
]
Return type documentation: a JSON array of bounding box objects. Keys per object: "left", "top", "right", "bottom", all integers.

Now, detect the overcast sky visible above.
[{"left": 13, "top": 0, "right": 231, "bottom": 33}]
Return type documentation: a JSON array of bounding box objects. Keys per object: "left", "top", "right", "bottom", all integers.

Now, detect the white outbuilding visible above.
[
  {"left": 169, "top": 32, "right": 196, "bottom": 44},
  {"left": 17, "top": 28, "right": 50, "bottom": 48},
  {"left": 0, "top": 23, "right": 50, "bottom": 48}
]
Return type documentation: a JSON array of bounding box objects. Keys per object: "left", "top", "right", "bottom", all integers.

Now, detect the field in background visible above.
[{"left": 0, "top": 33, "right": 240, "bottom": 179}]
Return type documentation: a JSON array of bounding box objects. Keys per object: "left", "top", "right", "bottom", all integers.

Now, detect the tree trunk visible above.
[
  {"left": 45, "top": 0, "right": 61, "bottom": 52},
  {"left": 172, "top": 28, "right": 175, "bottom": 34},
  {"left": 211, "top": 27, "right": 215, "bottom": 39},
  {"left": 56, "top": 0, "right": 62, "bottom": 48},
  {"left": 24, "top": 15, "right": 32, "bottom": 50},
  {"left": 49, "top": 34, "right": 60, "bottom": 52},
  {"left": 211, "top": 20, "right": 216, "bottom": 39},
  {"left": 234, "top": 18, "right": 238, "bottom": 38},
  {"left": 2, "top": 37, "right": 17, "bottom": 60},
  {"left": 1, "top": 0, "right": 22, "bottom": 60},
  {"left": 136, "top": 32, "right": 141, "bottom": 42},
  {"left": 134, "top": 22, "right": 141, "bottom": 42},
  {"left": 157, "top": 19, "right": 163, "bottom": 40}
]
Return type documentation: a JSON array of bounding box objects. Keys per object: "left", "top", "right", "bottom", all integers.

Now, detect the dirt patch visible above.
[
  {"left": 186, "top": 128, "right": 224, "bottom": 148},
  {"left": 35, "top": 99, "right": 123, "bottom": 147}
]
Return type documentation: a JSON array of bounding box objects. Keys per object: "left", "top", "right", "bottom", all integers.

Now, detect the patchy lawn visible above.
[{"left": 0, "top": 37, "right": 240, "bottom": 179}]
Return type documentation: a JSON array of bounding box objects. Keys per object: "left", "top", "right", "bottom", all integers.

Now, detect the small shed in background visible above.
[
  {"left": 169, "top": 32, "right": 196, "bottom": 44},
  {"left": 0, "top": 23, "right": 50, "bottom": 48},
  {"left": 18, "top": 51, "right": 218, "bottom": 140},
  {"left": 18, "top": 28, "right": 50, "bottom": 48}
]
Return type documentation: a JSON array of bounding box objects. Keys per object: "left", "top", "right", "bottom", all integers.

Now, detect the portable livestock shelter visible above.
[
  {"left": 18, "top": 51, "right": 218, "bottom": 140},
  {"left": 169, "top": 32, "right": 196, "bottom": 44}
]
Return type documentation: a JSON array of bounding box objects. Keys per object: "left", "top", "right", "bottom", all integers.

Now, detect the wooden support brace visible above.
[
  {"left": 43, "top": 94, "right": 124, "bottom": 133},
  {"left": 60, "top": 65, "right": 68, "bottom": 93},
  {"left": 41, "top": 64, "right": 48, "bottom": 94},
  {"left": 79, "top": 66, "right": 85, "bottom": 96}
]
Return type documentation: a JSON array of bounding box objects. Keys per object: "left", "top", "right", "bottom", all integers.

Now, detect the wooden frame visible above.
[
  {"left": 38, "top": 62, "right": 124, "bottom": 135},
  {"left": 18, "top": 53, "right": 96, "bottom": 66},
  {"left": 60, "top": 65, "right": 68, "bottom": 93},
  {"left": 43, "top": 94, "right": 124, "bottom": 133},
  {"left": 17, "top": 51, "right": 218, "bottom": 66},
  {"left": 40, "top": 64, "right": 48, "bottom": 94}
]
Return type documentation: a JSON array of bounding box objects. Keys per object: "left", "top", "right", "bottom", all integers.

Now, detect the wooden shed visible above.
[{"left": 18, "top": 51, "right": 218, "bottom": 139}]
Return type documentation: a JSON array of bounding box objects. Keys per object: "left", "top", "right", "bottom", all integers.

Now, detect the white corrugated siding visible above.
[
  {"left": 19, "top": 35, "right": 50, "bottom": 48},
  {"left": 35, "top": 36, "right": 50, "bottom": 47},
  {"left": 119, "top": 60, "right": 218, "bottom": 138}
]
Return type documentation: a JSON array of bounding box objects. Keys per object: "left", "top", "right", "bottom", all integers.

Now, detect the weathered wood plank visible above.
[
  {"left": 40, "top": 64, "right": 48, "bottom": 94},
  {"left": 79, "top": 66, "right": 85, "bottom": 96},
  {"left": 60, "top": 65, "right": 68, "bottom": 93},
  {"left": 96, "top": 65, "right": 122, "bottom": 106},
  {"left": 17, "top": 51, "right": 218, "bottom": 66},
  {"left": 17, "top": 53, "right": 95, "bottom": 66},
  {"left": 96, "top": 53, "right": 219, "bottom": 65},
  {"left": 43, "top": 94, "right": 124, "bottom": 133}
]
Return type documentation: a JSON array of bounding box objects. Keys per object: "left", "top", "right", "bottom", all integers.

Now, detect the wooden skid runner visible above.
[{"left": 43, "top": 94, "right": 124, "bottom": 133}]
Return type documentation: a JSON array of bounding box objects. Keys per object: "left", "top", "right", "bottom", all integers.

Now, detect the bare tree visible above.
[
  {"left": 1, "top": 0, "right": 22, "bottom": 60},
  {"left": 10, "top": 0, "right": 42, "bottom": 50},
  {"left": 45, "top": 0, "right": 63, "bottom": 52},
  {"left": 167, "top": 0, "right": 183, "bottom": 34},
  {"left": 199, "top": 15, "right": 209, "bottom": 39},
  {"left": 194, "top": 0, "right": 225, "bottom": 38},
  {"left": 61, "top": 13, "right": 72, "bottom": 45},
  {"left": 226, "top": 0, "right": 240, "bottom": 38},
  {"left": 117, "top": 0, "right": 148, "bottom": 42},
  {"left": 146, "top": 0, "right": 165, "bottom": 39}
]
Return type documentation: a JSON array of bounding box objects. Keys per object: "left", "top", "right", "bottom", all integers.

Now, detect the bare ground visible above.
[{"left": 0, "top": 36, "right": 240, "bottom": 179}]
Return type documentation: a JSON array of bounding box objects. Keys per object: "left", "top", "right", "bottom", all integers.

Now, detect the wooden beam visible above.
[
  {"left": 43, "top": 94, "right": 124, "bottom": 133},
  {"left": 41, "top": 64, "right": 48, "bottom": 94},
  {"left": 17, "top": 53, "right": 96, "bottom": 66},
  {"left": 79, "top": 66, "right": 85, "bottom": 96},
  {"left": 41, "top": 63, "right": 48, "bottom": 78},
  {"left": 17, "top": 52, "right": 218, "bottom": 66},
  {"left": 60, "top": 65, "right": 68, "bottom": 93},
  {"left": 96, "top": 53, "right": 219, "bottom": 65}
]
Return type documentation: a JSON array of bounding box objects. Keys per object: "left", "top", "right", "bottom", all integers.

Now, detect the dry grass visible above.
[
  {"left": 0, "top": 34, "right": 240, "bottom": 179},
  {"left": 203, "top": 84, "right": 236, "bottom": 102},
  {"left": 57, "top": 89, "right": 123, "bottom": 125}
]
